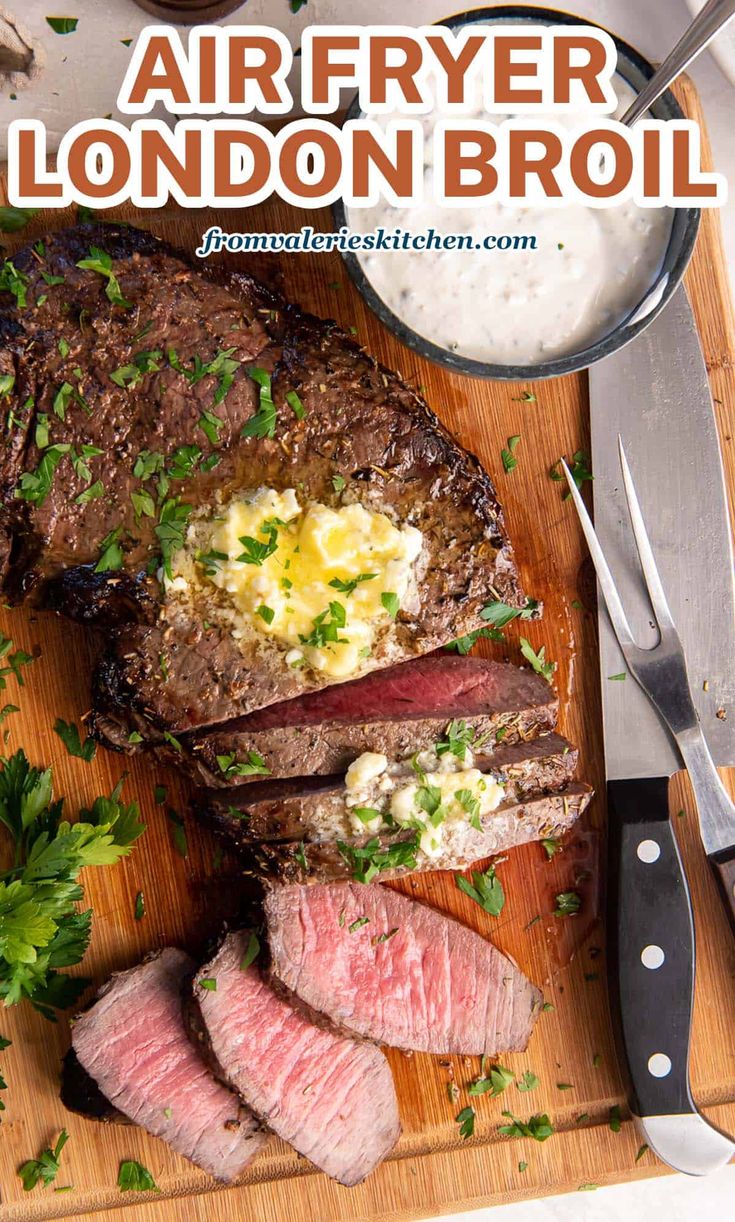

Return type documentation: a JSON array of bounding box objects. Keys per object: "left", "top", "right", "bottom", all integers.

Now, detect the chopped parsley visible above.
[
  {"left": 53, "top": 718, "right": 96, "bottom": 763},
  {"left": 541, "top": 837, "right": 561, "bottom": 859},
  {"left": 609, "top": 1104, "right": 622, "bottom": 1133},
  {"left": 134, "top": 891, "right": 145, "bottom": 921},
  {"left": 19, "top": 1129, "right": 69, "bottom": 1191},
  {"left": 468, "top": 1064, "right": 514, "bottom": 1097},
  {"left": 110, "top": 349, "right": 162, "bottom": 389},
  {"left": 553, "top": 890, "right": 581, "bottom": 917},
  {"left": 256, "top": 604, "right": 275, "bottom": 625},
  {"left": 372, "top": 928, "right": 399, "bottom": 945},
  {"left": 300, "top": 601, "right": 348, "bottom": 649},
  {"left": 328, "top": 573, "right": 376, "bottom": 596},
  {"left": 348, "top": 916, "right": 369, "bottom": 933},
  {"left": 117, "top": 1160, "right": 159, "bottom": 1193},
  {"left": 242, "top": 367, "right": 276, "bottom": 438},
  {"left": 94, "top": 526, "right": 124, "bottom": 573},
  {"left": 332, "top": 474, "right": 346, "bottom": 493},
  {"left": 0, "top": 632, "right": 34, "bottom": 691},
  {"left": 380, "top": 591, "right": 400, "bottom": 619},
  {"left": 46, "top": 17, "right": 79, "bottom": 34},
  {"left": 436, "top": 719, "right": 486, "bottom": 762},
  {"left": 16, "top": 443, "right": 70, "bottom": 506},
  {"left": 52, "top": 380, "right": 89, "bottom": 420},
  {"left": 456, "top": 1106, "right": 475, "bottom": 1139},
  {"left": 0, "top": 261, "right": 30, "bottom": 309},
  {"left": 550, "top": 451, "right": 593, "bottom": 499},
  {"left": 517, "top": 1071, "right": 540, "bottom": 1093},
  {"left": 0, "top": 206, "right": 38, "bottom": 233},
  {"left": 76, "top": 247, "right": 131, "bottom": 308},
  {"left": 155, "top": 498, "right": 192, "bottom": 579},
  {"left": 501, "top": 434, "right": 521, "bottom": 473},
  {"left": 75, "top": 479, "right": 104, "bottom": 505},
  {"left": 198, "top": 407, "right": 225, "bottom": 445},
  {"left": 167, "top": 809, "right": 188, "bottom": 858},
  {"left": 519, "top": 637, "right": 556, "bottom": 682},
  {"left": 337, "top": 833, "right": 419, "bottom": 883},
  {"left": 240, "top": 931, "right": 260, "bottom": 970},
  {"left": 199, "top": 978, "right": 217, "bottom": 991},
  {"left": 480, "top": 597, "right": 539, "bottom": 629},
  {"left": 285, "top": 389, "right": 306, "bottom": 420},
  {"left": 455, "top": 864, "right": 505, "bottom": 916},
  {"left": 236, "top": 521, "right": 279, "bottom": 566},
  {"left": 215, "top": 751, "right": 270, "bottom": 779},
  {"left": 498, "top": 1111, "right": 554, "bottom": 1142}
]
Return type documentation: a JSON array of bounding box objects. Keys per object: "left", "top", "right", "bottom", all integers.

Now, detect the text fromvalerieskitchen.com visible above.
[{"left": 7, "top": 24, "right": 726, "bottom": 211}]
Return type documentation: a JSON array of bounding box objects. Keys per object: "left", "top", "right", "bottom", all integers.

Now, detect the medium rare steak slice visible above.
[
  {"left": 0, "top": 223, "right": 527, "bottom": 734},
  {"left": 265, "top": 883, "right": 542, "bottom": 1055},
  {"left": 192, "top": 930, "right": 400, "bottom": 1186},
  {"left": 201, "top": 732, "right": 579, "bottom": 843},
  {"left": 241, "top": 784, "right": 591, "bottom": 883},
  {"left": 102, "top": 655, "right": 558, "bottom": 785},
  {"left": 70, "top": 948, "right": 265, "bottom": 1182}
]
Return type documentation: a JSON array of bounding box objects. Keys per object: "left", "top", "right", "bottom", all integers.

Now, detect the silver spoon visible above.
[{"left": 620, "top": 0, "right": 735, "bottom": 127}]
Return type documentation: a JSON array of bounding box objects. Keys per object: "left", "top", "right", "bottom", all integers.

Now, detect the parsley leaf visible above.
[
  {"left": 328, "top": 573, "right": 376, "bottom": 596},
  {"left": 15, "top": 444, "right": 70, "bottom": 506},
  {"left": 94, "top": 526, "right": 124, "bottom": 573},
  {"left": 381, "top": 591, "right": 400, "bottom": 618},
  {"left": 76, "top": 247, "right": 131, "bottom": 308},
  {"left": 501, "top": 435, "right": 521, "bottom": 473},
  {"left": 554, "top": 890, "right": 581, "bottom": 917},
  {"left": 519, "top": 637, "right": 556, "bottom": 682},
  {"left": 54, "top": 719, "right": 96, "bottom": 763},
  {"left": 499, "top": 1111, "right": 554, "bottom": 1142},
  {"left": 549, "top": 451, "right": 593, "bottom": 499},
  {"left": 117, "top": 1160, "right": 159, "bottom": 1193},
  {"left": 468, "top": 1064, "right": 514, "bottom": 1097},
  {"left": 337, "top": 834, "right": 419, "bottom": 884},
  {"left": 240, "top": 931, "right": 260, "bottom": 970},
  {"left": 19, "top": 1129, "right": 69, "bottom": 1191},
  {"left": 215, "top": 751, "right": 270, "bottom": 779},
  {"left": 0, "top": 207, "right": 38, "bottom": 234},
  {"left": 155, "top": 498, "right": 192, "bottom": 579},
  {"left": 456, "top": 1106, "right": 475, "bottom": 1139},
  {"left": 455, "top": 864, "right": 505, "bottom": 916},
  {"left": 242, "top": 367, "right": 276, "bottom": 438},
  {"left": 46, "top": 17, "right": 79, "bottom": 34},
  {"left": 0, "top": 753, "right": 144, "bottom": 1014},
  {"left": 480, "top": 597, "right": 539, "bottom": 629}
]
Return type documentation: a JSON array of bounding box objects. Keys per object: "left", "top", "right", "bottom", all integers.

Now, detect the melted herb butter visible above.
[
  {"left": 344, "top": 748, "right": 505, "bottom": 858},
  {"left": 170, "top": 487, "right": 422, "bottom": 678}
]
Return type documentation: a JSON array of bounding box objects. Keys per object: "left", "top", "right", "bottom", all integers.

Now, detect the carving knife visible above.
[{"left": 588, "top": 283, "right": 735, "bottom": 1174}]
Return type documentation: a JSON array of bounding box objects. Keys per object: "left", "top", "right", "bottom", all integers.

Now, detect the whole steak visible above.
[{"left": 0, "top": 224, "right": 526, "bottom": 732}]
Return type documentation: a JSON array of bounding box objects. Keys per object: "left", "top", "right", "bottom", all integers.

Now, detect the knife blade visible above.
[
  {"left": 590, "top": 283, "right": 735, "bottom": 782},
  {"left": 588, "top": 283, "right": 735, "bottom": 1175}
]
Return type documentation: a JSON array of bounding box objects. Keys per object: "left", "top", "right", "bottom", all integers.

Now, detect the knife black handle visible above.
[{"left": 607, "top": 776, "right": 696, "bottom": 1119}]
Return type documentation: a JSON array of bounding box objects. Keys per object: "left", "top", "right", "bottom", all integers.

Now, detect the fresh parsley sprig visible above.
[{"left": 0, "top": 751, "right": 145, "bottom": 1017}]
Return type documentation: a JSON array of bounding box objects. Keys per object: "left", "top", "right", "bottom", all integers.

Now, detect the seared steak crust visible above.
[{"left": 0, "top": 223, "right": 524, "bottom": 732}]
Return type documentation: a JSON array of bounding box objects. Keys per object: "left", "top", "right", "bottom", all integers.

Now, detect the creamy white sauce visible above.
[{"left": 348, "top": 76, "right": 673, "bottom": 366}]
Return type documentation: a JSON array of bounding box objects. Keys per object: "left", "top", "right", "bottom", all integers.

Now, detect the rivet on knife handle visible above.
[{"left": 608, "top": 777, "right": 735, "bottom": 1175}]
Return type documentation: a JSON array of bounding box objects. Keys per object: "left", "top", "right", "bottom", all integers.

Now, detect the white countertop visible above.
[{"left": 2, "top": 1, "right": 733, "bottom": 1218}]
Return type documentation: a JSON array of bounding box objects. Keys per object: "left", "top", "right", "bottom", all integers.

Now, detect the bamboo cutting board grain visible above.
[{"left": 0, "top": 77, "right": 734, "bottom": 1221}]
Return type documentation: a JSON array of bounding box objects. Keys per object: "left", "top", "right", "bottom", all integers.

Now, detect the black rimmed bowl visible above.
[{"left": 332, "top": 5, "right": 701, "bottom": 382}]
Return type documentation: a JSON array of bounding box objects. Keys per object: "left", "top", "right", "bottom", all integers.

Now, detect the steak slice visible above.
[
  {"left": 265, "top": 883, "right": 542, "bottom": 1055},
  {"left": 101, "top": 655, "right": 558, "bottom": 784},
  {"left": 0, "top": 223, "right": 526, "bottom": 734},
  {"left": 200, "top": 732, "right": 579, "bottom": 843},
  {"left": 70, "top": 948, "right": 265, "bottom": 1182},
  {"left": 240, "top": 784, "right": 591, "bottom": 883},
  {"left": 192, "top": 930, "right": 400, "bottom": 1186}
]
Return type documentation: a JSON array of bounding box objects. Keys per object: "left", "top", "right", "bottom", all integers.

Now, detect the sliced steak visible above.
[
  {"left": 266, "top": 883, "right": 542, "bottom": 1055},
  {"left": 201, "top": 732, "right": 578, "bottom": 843},
  {"left": 192, "top": 930, "right": 400, "bottom": 1186},
  {"left": 0, "top": 223, "right": 527, "bottom": 735},
  {"left": 105, "top": 655, "right": 558, "bottom": 784},
  {"left": 248, "top": 784, "right": 591, "bottom": 883},
  {"left": 70, "top": 948, "right": 265, "bottom": 1182}
]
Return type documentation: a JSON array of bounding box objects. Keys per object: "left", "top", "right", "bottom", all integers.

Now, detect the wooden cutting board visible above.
[{"left": 0, "top": 76, "right": 734, "bottom": 1222}]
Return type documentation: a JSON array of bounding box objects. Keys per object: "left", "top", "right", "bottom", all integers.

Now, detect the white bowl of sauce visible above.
[{"left": 334, "top": 6, "right": 700, "bottom": 381}]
